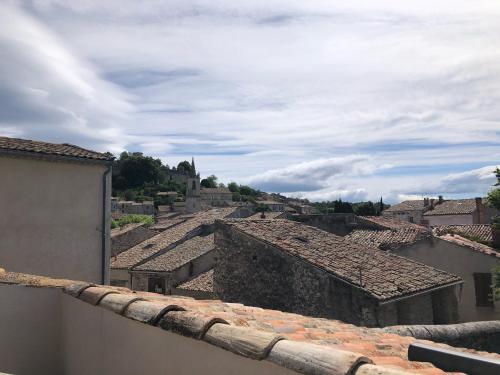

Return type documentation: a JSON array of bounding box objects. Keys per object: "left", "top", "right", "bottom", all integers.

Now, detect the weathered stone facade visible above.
[{"left": 214, "top": 220, "right": 461, "bottom": 327}]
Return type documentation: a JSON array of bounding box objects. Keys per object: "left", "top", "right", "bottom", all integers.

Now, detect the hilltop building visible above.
[
  {"left": 0, "top": 136, "right": 113, "bottom": 284},
  {"left": 200, "top": 187, "right": 233, "bottom": 207}
]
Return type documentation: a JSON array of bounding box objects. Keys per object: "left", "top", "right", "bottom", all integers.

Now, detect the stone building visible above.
[
  {"left": 382, "top": 199, "right": 430, "bottom": 224},
  {"left": 110, "top": 208, "right": 241, "bottom": 289},
  {"left": 345, "top": 221, "right": 500, "bottom": 322},
  {"left": 200, "top": 187, "right": 233, "bottom": 207},
  {"left": 0, "top": 136, "right": 113, "bottom": 284},
  {"left": 111, "top": 199, "right": 155, "bottom": 215},
  {"left": 423, "top": 198, "right": 498, "bottom": 226},
  {"left": 214, "top": 219, "right": 463, "bottom": 327},
  {"left": 131, "top": 234, "right": 215, "bottom": 294},
  {"left": 256, "top": 200, "right": 285, "bottom": 212}
]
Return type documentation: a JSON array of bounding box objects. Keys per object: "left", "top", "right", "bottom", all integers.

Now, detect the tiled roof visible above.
[
  {"left": 344, "top": 228, "right": 428, "bottom": 250},
  {"left": 224, "top": 220, "right": 462, "bottom": 301},
  {"left": 150, "top": 218, "right": 187, "bottom": 231},
  {"left": 135, "top": 235, "right": 215, "bottom": 272},
  {"left": 246, "top": 212, "right": 286, "bottom": 220},
  {"left": 177, "top": 269, "right": 214, "bottom": 292},
  {"left": 433, "top": 232, "right": 500, "bottom": 259},
  {"left": 3, "top": 270, "right": 498, "bottom": 374},
  {"left": 358, "top": 216, "right": 427, "bottom": 231},
  {"left": 112, "top": 208, "right": 236, "bottom": 270},
  {"left": 423, "top": 199, "right": 482, "bottom": 216},
  {"left": 0, "top": 136, "right": 113, "bottom": 162},
  {"left": 434, "top": 224, "right": 492, "bottom": 243},
  {"left": 111, "top": 223, "right": 145, "bottom": 238},
  {"left": 384, "top": 200, "right": 425, "bottom": 212}
]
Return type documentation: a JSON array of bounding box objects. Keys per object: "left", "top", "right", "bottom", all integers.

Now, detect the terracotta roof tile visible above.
[
  {"left": 345, "top": 228, "right": 429, "bottom": 250},
  {"left": 434, "top": 233, "right": 500, "bottom": 258},
  {"left": 358, "top": 216, "right": 428, "bottom": 231},
  {"left": 433, "top": 224, "right": 492, "bottom": 243},
  {"left": 384, "top": 201, "right": 425, "bottom": 212},
  {"left": 0, "top": 136, "right": 113, "bottom": 161},
  {"left": 223, "top": 220, "right": 462, "bottom": 301},
  {"left": 177, "top": 269, "right": 214, "bottom": 292},
  {"left": 135, "top": 234, "right": 214, "bottom": 272},
  {"left": 423, "top": 199, "right": 483, "bottom": 216},
  {"left": 111, "top": 208, "right": 236, "bottom": 270}
]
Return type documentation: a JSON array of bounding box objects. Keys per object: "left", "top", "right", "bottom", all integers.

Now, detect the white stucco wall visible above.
[
  {"left": 425, "top": 214, "right": 473, "bottom": 226},
  {"left": 0, "top": 285, "right": 295, "bottom": 375},
  {"left": 398, "top": 238, "right": 500, "bottom": 322},
  {"left": 0, "top": 156, "right": 110, "bottom": 283}
]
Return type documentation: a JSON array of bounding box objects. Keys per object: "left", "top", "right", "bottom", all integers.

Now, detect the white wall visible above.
[
  {"left": 0, "top": 285, "right": 295, "bottom": 375},
  {"left": 0, "top": 156, "right": 110, "bottom": 283},
  {"left": 426, "top": 214, "right": 473, "bottom": 226},
  {"left": 398, "top": 239, "right": 500, "bottom": 322}
]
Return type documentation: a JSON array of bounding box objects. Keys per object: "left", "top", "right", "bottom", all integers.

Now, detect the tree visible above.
[
  {"left": 177, "top": 161, "right": 194, "bottom": 175},
  {"left": 354, "top": 201, "right": 377, "bottom": 216},
  {"left": 228, "top": 182, "right": 239, "bottom": 193},
  {"left": 487, "top": 167, "right": 500, "bottom": 212},
  {"left": 201, "top": 175, "right": 218, "bottom": 188},
  {"left": 113, "top": 152, "right": 163, "bottom": 190}
]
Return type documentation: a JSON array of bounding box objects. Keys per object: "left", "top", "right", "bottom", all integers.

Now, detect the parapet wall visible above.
[
  {"left": 289, "top": 214, "right": 356, "bottom": 236},
  {"left": 385, "top": 321, "right": 500, "bottom": 354}
]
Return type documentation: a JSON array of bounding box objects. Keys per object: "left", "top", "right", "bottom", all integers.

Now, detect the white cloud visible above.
[
  {"left": 0, "top": 1, "right": 133, "bottom": 152},
  {"left": 243, "top": 155, "right": 390, "bottom": 192},
  {"left": 1, "top": 0, "right": 499, "bottom": 200}
]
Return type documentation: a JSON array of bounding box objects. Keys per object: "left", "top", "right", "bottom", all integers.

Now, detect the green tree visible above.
[
  {"left": 177, "top": 161, "right": 194, "bottom": 175},
  {"left": 228, "top": 182, "right": 239, "bottom": 193},
  {"left": 487, "top": 167, "right": 500, "bottom": 212},
  {"left": 354, "top": 201, "right": 377, "bottom": 216},
  {"left": 113, "top": 152, "right": 163, "bottom": 190},
  {"left": 201, "top": 175, "right": 218, "bottom": 188}
]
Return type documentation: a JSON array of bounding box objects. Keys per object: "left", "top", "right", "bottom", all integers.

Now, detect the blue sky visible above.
[{"left": 0, "top": 0, "right": 499, "bottom": 202}]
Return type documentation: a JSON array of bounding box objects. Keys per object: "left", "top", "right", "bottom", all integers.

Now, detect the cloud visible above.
[
  {"left": 244, "top": 155, "right": 390, "bottom": 192},
  {"left": 1, "top": 0, "right": 500, "bottom": 201},
  {"left": 0, "top": 1, "right": 132, "bottom": 152},
  {"left": 424, "top": 165, "right": 499, "bottom": 195}
]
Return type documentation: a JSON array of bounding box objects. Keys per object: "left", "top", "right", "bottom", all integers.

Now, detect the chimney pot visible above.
[{"left": 438, "top": 195, "right": 444, "bottom": 204}]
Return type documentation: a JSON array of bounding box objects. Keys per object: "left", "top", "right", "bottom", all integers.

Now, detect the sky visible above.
[{"left": 1, "top": 0, "right": 499, "bottom": 203}]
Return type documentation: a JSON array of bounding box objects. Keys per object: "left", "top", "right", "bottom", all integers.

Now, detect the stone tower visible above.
[{"left": 185, "top": 157, "right": 201, "bottom": 213}]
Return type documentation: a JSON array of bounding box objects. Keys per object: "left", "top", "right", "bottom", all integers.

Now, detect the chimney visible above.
[
  {"left": 260, "top": 211, "right": 266, "bottom": 219},
  {"left": 438, "top": 195, "right": 444, "bottom": 204},
  {"left": 424, "top": 198, "right": 429, "bottom": 207},
  {"left": 475, "top": 197, "right": 483, "bottom": 224},
  {"left": 430, "top": 199, "right": 435, "bottom": 209}
]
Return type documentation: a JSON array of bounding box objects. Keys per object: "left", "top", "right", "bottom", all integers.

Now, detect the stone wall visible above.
[
  {"left": 131, "top": 249, "right": 215, "bottom": 295},
  {"left": 289, "top": 214, "right": 356, "bottom": 236},
  {"left": 214, "top": 221, "right": 385, "bottom": 326},
  {"left": 111, "top": 225, "right": 157, "bottom": 256}
]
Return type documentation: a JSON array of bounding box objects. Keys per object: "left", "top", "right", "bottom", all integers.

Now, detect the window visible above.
[
  {"left": 473, "top": 273, "right": 493, "bottom": 307},
  {"left": 409, "top": 217, "right": 414, "bottom": 223},
  {"left": 148, "top": 277, "right": 165, "bottom": 295},
  {"left": 192, "top": 180, "right": 196, "bottom": 190}
]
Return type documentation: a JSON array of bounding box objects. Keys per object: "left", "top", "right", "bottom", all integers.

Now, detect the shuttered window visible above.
[{"left": 473, "top": 273, "right": 493, "bottom": 307}]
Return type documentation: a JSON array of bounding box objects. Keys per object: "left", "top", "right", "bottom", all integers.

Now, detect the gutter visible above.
[
  {"left": 101, "top": 163, "right": 112, "bottom": 284},
  {"left": 378, "top": 280, "right": 463, "bottom": 305}
]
